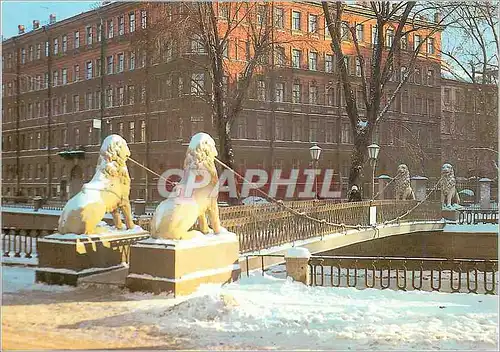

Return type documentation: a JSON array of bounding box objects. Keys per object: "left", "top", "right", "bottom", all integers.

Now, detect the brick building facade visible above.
[{"left": 2, "top": 2, "right": 455, "bottom": 201}]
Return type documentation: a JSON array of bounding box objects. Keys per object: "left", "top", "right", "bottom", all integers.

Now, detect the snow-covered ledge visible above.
[{"left": 285, "top": 247, "right": 311, "bottom": 285}]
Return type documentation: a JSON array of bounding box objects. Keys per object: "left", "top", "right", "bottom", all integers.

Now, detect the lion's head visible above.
[
  {"left": 96, "top": 134, "right": 131, "bottom": 184},
  {"left": 101, "top": 134, "right": 130, "bottom": 166},
  {"left": 184, "top": 133, "right": 218, "bottom": 180}
]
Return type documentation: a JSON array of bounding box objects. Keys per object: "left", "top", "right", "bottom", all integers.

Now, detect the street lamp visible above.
[
  {"left": 368, "top": 143, "right": 380, "bottom": 200},
  {"left": 309, "top": 144, "right": 322, "bottom": 199}
]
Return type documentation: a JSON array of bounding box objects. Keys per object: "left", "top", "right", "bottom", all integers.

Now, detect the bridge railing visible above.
[
  {"left": 225, "top": 200, "right": 442, "bottom": 253},
  {"left": 457, "top": 209, "right": 499, "bottom": 225},
  {"left": 308, "top": 255, "right": 498, "bottom": 295}
]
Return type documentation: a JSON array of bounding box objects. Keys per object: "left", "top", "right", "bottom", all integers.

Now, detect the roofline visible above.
[{"left": 2, "top": 1, "right": 130, "bottom": 45}]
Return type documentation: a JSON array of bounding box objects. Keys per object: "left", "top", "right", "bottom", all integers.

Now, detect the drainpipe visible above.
[{"left": 43, "top": 26, "right": 52, "bottom": 199}]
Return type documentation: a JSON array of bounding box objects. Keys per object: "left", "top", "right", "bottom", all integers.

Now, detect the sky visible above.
[{"left": 1, "top": 1, "right": 96, "bottom": 40}]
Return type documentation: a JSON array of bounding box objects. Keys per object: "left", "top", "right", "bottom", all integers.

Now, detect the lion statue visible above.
[
  {"left": 441, "top": 163, "right": 460, "bottom": 208},
  {"left": 394, "top": 164, "right": 415, "bottom": 200},
  {"left": 150, "top": 132, "right": 222, "bottom": 240},
  {"left": 58, "top": 134, "right": 135, "bottom": 234}
]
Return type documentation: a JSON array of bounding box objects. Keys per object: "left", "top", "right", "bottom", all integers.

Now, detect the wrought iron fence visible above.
[
  {"left": 458, "top": 209, "right": 499, "bottom": 224},
  {"left": 309, "top": 255, "right": 498, "bottom": 295}
]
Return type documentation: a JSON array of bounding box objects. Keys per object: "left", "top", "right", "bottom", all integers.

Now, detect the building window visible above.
[
  {"left": 414, "top": 34, "right": 421, "bottom": 51},
  {"left": 292, "top": 11, "right": 301, "bottom": 31},
  {"left": 384, "top": 28, "right": 394, "bottom": 47},
  {"left": 107, "top": 19, "right": 114, "bottom": 38},
  {"left": 129, "top": 12, "right": 136, "bottom": 33},
  {"left": 85, "top": 92, "right": 93, "bottom": 110},
  {"left": 141, "top": 10, "right": 147, "bottom": 29},
  {"left": 118, "top": 16, "right": 125, "bottom": 35},
  {"left": 21, "top": 48, "right": 26, "bottom": 63},
  {"left": 74, "top": 31, "right": 80, "bottom": 49},
  {"left": 325, "top": 122, "right": 336, "bottom": 143},
  {"left": 118, "top": 122, "right": 124, "bottom": 136},
  {"left": 401, "top": 34, "right": 408, "bottom": 50},
  {"left": 236, "top": 117, "right": 247, "bottom": 139},
  {"left": 219, "top": 3, "right": 229, "bottom": 19},
  {"left": 106, "top": 88, "right": 113, "bottom": 107},
  {"left": 309, "top": 120, "right": 318, "bottom": 142},
  {"left": 191, "top": 34, "right": 205, "bottom": 54},
  {"left": 257, "top": 80, "right": 266, "bottom": 101},
  {"left": 95, "top": 90, "right": 101, "bottom": 109},
  {"left": 97, "top": 24, "right": 102, "bottom": 42},
  {"left": 275, "top": 82, "right": 284, "bottom": 102},
  {"left": 86, "top": 26, "right": 93, "bottom": 45},
  {"left": 356, "top": 24, "right": 364, "bottom": 42},
  {"left": 326, "top": 85, "right": 335, "bottom": 106},
  {"left": 309, "top": 52, "right": 318, "bottom": 71},
  {"left": 118, "top": 86, "right": 124, "bottom": 106},
  {"left": 61, "top": 35, "right": 67, "bottom": 53},
  {"left": 28, "top": 45, "right": 34, "bottom": 61},
  {"left": 129, "top": 52, "right": 135, "bottom": 70},
  {"left": 72, "top": 95, "right": 79, "bottom": 112},
  {"left": 129, "top": 121, "right": 135, "bottom": 142},
  {"left": 292, "top": 119, "right": 302, "bottom": 141},
  {"left": 191, "top": 73, "right": 204, "bottom": 95},
  {"left": 325, "top": 54, "right": 333, "bottom": 73},
  {"left": 341, "top": 121, "right": 352, "bottom": 144},
  {"left": 52, "top": 70, "right": 58, "bottom": 86},
  {"left": 427, "top": 69, "right": 434, "bottom": 86},
  {"left": 74, "top": 128, "right": 80, "bottom": 146},
  {"left": 45, "top": 41, "right": 50, "bottom": 56},
  {"left": 309, "top": 83, "right": 318, "bottom": 104},
  {"left": 74, "top": 65, "right": 80, "bottom": 81},
  {"left": 191, "top": 116, "right": 205, "bottom": 134},
  {"left": 427, "top": 38, "right": 435, "bottom": 54},
  {"left": 140, "top": 120, "right": 146, "bottom": 142},
  {"left": 276, "top": 46, "right": 286, "bottom": 67},
  {"left": 128, "top": 85, "right": 135, "bottom": 104},
  {"left": 107, "top": 55, "right": 114, "bottom": 74},
  {"left": 341, "top": 21, "right": 350, "bottom": 40},
  {"left": 274, "top": 7, "right": 284, "bottom": 28},
  {"left": 256, "top": 118, "right": 266, "bottom": 140},
  {"left": 257, "top": 5, "right": 267, "bottom": 24},
  {"left": 62, "top": 68, "right": 68, "bottom": 84},
  {"left": 275, "top": 118, "right": 284, "bottom": 140},
  {"left": 371, "top": 25, "right": 378, "bottom": 45},
  {"left": 292, "top": 49, "right": 301, "bottom": 68},
  {"left": 355, "top": 58, "right": 362, "bottom": 77},
  {"left": 86, "top": 61, "right": 93, "bottom": 79},
  {"left": 117, "top": 53, "right": 124, "bottom": 72},
  {"left": 308, "top": 14, "right": 318, "bottom": 33},
  {"left": 292, "top": 82, "right": 301, "bottom": 103}
]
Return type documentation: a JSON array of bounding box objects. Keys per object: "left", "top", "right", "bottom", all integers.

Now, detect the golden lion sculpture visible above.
[
  {"left": 150, "top": 133, "right": 222, "bottom": 240},
  {"left": 441, "top": 163, "right": 461, "bottom": 208},
  {"left": 394, "top": 164, "right": 415, "bottom": 200},
  {"left": 58, "top": 134, "right": 135, "bottom": 234}
]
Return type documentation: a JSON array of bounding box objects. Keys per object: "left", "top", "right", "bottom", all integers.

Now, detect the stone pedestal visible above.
[
  {"left": 441, "top": 209, "right": 458, "bottom": 222},
  {"left": 126, "top": 232, "right": 240, "bottom": 296},
  {"left": 285, "top": 247, "right": 311, "bottom": 284},
  {"left": 411, "top": 176, "right": 428, "bottom": 201},
  {"left": 479, "top": 178, "right": 492, "bottom": 209},
  {"left": 35, "top": 229, "right": 148, "bottom": 286},
  {"left": 377, "top": 175, "right": 392, "bottom": 200}
]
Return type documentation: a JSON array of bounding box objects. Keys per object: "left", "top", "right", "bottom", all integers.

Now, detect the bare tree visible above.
[
  {"left": 322, "top": 1, "right": 452, "bottom": 189},
  {"left": 440, "top": 1, "right": 498, "bottom": 177},
  {"left": 136, "top": 2, "right": 284, "bottom": 174}
]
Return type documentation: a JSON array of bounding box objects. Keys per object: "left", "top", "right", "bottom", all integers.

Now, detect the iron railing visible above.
[
  {"left": 308, "top": 255, "right": 498, "bottom": 295},
  {"left": 458, "top": 209, "right": 499, "bottom": 224}
]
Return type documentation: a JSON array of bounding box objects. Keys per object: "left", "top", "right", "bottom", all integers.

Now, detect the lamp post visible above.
[
  {"left": 309, "top": 144, "right": 322, "bottom": 199},
  {"left": 367, "top": 144, "right": 380, "bottom": 200}
]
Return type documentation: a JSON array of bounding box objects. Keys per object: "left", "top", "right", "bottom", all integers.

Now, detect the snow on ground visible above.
[
  {"left": 2, "top": 265, "right": 498, "bottom": 350},
  {"left": 2, "top": 265, "right": 74, "bottom": 293}
]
